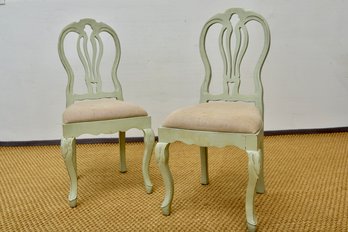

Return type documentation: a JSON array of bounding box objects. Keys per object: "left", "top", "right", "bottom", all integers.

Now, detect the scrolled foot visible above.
[
  {"left": 247, "top": 222, "right": 257, "bottom": 232},
  {"left": 256, "top": 182, "right": 265, "bottom": 194},
  {"left": 161, "top": 204, "right": 171, "bottom": 216},
  {"left": 69, "top": 198, "right": 77, "bottom": 208},
  {"left": 145, "top": 184, "right": 153, "bottom": 194}
]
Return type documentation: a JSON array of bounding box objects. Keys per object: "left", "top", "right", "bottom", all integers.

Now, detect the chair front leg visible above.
[
  {"left": 246, "top": 149, "right": 261, "bottom": 231},
  {"left": 61, "top": 137, "right": 78, "bottom": 208},
  {"left": 119, "top": 131, "right": 127, "bottom": 173},
  {"left": 155, "top": 142, "right": 173, "bottom": 216},
  {"left": 200, "top": 147, "right": 209, "bottom": 185},
  {"left": 256, "top": 143, "right": 265, "bottom": 194},
  {"left": 142, "top": 128, "right": 155, "bottom": 193}
]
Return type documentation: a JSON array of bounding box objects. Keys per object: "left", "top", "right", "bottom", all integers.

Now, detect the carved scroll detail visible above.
[
  {"left": 246, "top": 149, "right": 261, "bottom": 227},
  {"left": 60, "top": 137, "right": 78, "bottom": 207},
  {"left": 155, "top": 142, "right": 173, "bottom": 216}
]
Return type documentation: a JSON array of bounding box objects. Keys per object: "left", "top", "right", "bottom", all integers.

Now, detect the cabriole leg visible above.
[
  {"left": 119, "top": 131, "right": 127, "bottom": 173},
  {"left": 61, "top": 137, "right": 78, "bottom": 208},
  {"left": 200, "top": 147, "right": 209, "bottom": 185},
  {"left": 256, "top": 142, "right": 265, "bottom": 194},
  {"left": 246, "top": 149, "right": 261, "bottom": 230},
  {"left": 142, "top": 128, "right": 155, "bottom": 193},
  {"left": 155, "top": 142, "right": 173, "bottom": 216}
]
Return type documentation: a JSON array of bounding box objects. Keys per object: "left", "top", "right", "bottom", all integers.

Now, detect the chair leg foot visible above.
[
  {"left": 145, "top": 184, "right": 153, "bottom": 194},
  {"left": 69, "top": 198, "right": 77, "bottom": 208},
  {"left": 256, "top": 180, "right": 265, "bottom": 194},
  {"left": 161, "top": 203, "right": 171, "bottom": 216},
  {"left": 247, "top": 222, "right": 257, "bottom": 232}
]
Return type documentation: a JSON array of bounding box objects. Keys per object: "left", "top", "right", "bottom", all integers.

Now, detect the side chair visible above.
[
  {"left": 155, "top": 8, "right": 271, "bottom": 231},
  {"left": 58, "top": 18, "right": 155, "bottom": 207}
]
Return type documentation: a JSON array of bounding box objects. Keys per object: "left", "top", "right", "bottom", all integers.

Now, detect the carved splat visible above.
[
  {"left": 200, "top": 8, "right": 270, "bottom": 118},
  {"left": 58, "top": 18, "right": 123, "bottom": 106}
]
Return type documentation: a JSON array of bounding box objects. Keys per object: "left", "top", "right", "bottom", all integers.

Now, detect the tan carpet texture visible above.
[{"left": 1, "top": 133, "right": 347, "bottom": 231}]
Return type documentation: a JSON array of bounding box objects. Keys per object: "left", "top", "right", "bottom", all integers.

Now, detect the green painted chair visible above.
[
  {"left": 58, "top": 19, "right": 155, "bottom": 208},
  {"left": 155, "top": 8, "right": 270, "bottom": 231}
]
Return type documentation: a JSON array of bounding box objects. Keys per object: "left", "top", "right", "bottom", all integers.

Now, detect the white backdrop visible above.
[{"left": 1, "top": 0, "right": 348, "bottom": 141}]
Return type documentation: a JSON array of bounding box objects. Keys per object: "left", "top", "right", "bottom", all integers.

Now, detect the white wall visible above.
[{"left": 0, "top": 0, "right": 348, "bottom": 141}]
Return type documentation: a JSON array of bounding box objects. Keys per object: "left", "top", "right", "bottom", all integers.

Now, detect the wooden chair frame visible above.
[
  {"left": 58, "top": 19, "right": 155, "bottom": 207},
  {"left": 155, "top": 8, "right": 270, "bottom": 231}
]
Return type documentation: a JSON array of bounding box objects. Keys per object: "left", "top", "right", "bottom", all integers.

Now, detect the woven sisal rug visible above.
[{"left": 1, "top": 133, "right": 347, "bottom": 231}]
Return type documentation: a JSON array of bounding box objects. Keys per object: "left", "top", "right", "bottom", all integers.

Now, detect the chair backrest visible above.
[
  {"left": 199, "top": 8, "right": 270, "bottom": 118},
  {"left": 58, "top": 19, "right": 123, "bottom": 107}
]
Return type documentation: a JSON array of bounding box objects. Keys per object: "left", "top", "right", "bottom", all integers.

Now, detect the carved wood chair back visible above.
[
  {"left": 58, "top": 18, "right": 123, "bottom": 107},
  {"left": 199, "top": 8, "right": 270, "bottom": 118}
]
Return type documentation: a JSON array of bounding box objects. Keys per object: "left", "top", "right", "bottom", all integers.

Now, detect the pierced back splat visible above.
[
  {"left": 58, "top": 19, "right": 123, "bottom": 107},
  {"left": 199, "top": 8, "right": 270, "bottom": 118}
]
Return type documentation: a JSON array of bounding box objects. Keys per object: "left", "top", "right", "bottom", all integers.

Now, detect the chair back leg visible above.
[
  {"left": 200, "top": 147, "right": 209, "bottom": 185},
  {"left": 119, "top": 131, "right": 127, "bottom": 173}
]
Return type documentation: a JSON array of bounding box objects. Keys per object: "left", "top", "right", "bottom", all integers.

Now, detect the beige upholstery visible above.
[
  {"left": 163, "top": 101, "right": 262, "bottom": 133},
  {"left": 63, "top": 98, "right": 148, "bottom": 124}
]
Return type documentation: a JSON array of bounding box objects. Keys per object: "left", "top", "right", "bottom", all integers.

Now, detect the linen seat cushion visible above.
[
  {"left": 63, "top": 98, "right": 148, "bottom": 124},
  {"left": 162, "top": 101, "right": 262, "bottom": 133}
]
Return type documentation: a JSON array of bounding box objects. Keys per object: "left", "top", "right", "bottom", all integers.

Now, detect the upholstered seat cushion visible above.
[
  {"left": 63, "top": 98, "right": 148, "bottom": 124},
  {"left": 162, "top": 101, "right": 262, "bottom": 133}
]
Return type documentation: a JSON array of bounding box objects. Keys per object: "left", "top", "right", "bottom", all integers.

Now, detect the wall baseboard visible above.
[
  {"left": 264, "top": 127, "right": 348, "bottom": 136},
  {"left": 0, "top": 137, "right": 144, "bottom": 147},
  {"left": 1, "top": 127, "right": 348, "bottom": 147}
]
